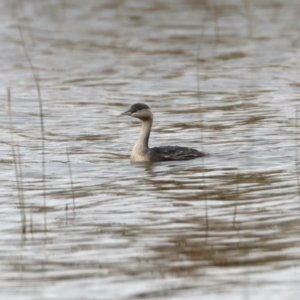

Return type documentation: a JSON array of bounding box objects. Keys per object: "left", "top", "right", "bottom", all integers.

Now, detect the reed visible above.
[
  {"left": 244, "top": 0, "right": 253, "bottom": 38},
  {"left": 295, "top": 106, "right": 300, "bottom": 199},
  {"left": 233, "top": 160, "right": 241, "bottom": 228},
  {"left": 18, "top": 26, "right": 47, "bottom": 232},
  {"left": 7, "top": 88, "right": 26, "bottom": 235},
  {"left": 196, "top": 15, "right": 208, "bottom": 236},
  {"left": 66, "top": 146, "right": 76, "bottom": 217},
  {"left": 210, "top": 0, "right": 219, "bottom": 44}
]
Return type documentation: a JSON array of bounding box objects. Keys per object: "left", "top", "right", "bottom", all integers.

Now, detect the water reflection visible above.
[{"left": 1, "top": 0, "right": 300, "bottom": 299}]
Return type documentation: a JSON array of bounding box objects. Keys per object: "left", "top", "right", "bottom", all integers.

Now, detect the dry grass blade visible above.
[
  {"left": 66, "top": 146, "right": 76, "bottom": 217},
  {"left": 7, "top": 88, "right": 26, "bottom": 235},
  {"left": 196, "top": 8, "right": 208, "bottom": 236},
  {"left": 18, "top": 25, "right": 47, "bottom": 232},
  {"left": 296, "top": 106, "right": 300, "bottom": 200}
]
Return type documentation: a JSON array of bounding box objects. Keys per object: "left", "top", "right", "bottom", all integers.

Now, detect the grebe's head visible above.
[{"left": 121, "top": 103, "right": 152, "bottom": 120}]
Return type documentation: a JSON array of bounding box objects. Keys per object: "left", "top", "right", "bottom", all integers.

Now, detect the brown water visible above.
[{"left": 1, "top": 0, "right": 300, "bottom": 299}]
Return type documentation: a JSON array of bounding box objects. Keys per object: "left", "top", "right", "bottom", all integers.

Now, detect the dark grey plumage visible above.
[
  {"left": 149, "top": 146, "right": 204, "bottom": 162},
  {"left": 128, "top": 103, "right": 150, "bottom": 113}
]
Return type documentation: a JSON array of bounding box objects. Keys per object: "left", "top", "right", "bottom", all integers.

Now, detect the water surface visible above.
[{"left": 1, "top": 0, "right": 300, "bottom": 299}]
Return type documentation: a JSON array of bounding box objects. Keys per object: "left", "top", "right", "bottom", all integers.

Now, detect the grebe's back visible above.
[{"left": 149, "top": 146, "right": 204, "bottom": 161}]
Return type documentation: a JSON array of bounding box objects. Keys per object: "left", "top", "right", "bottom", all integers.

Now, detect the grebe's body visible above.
[{"left": 121, "top": 103, "right": 205, "bottom": 162}]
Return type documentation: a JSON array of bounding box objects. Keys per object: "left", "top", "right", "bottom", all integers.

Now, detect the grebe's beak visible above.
[{"left": 120, "top": 110, "right": 132, "bottom": 116}]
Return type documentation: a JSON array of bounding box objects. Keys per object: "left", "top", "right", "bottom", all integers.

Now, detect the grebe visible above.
[{"left": 121, "top": 103, "right": 205, "bottom": 162}]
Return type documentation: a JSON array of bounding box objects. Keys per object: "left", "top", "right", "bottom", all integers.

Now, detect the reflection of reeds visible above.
[
  {"left": 7, "top": 88, "right": 26, "bottom": 235},
  {"left": 18, "top": 26, "right": 47, "bottom": 232}
]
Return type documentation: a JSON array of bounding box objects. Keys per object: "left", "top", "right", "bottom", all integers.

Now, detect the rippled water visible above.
[{"left": 1, "top": 0, "right": 300, "bottom": 299}]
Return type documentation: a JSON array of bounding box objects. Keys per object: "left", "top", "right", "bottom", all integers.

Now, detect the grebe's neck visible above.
[
  {"left": 130, "top": 113, "right": 153, "bottom": 161},
  {"left": 136, "top": 116, "right": 153, "bottom": 149}
]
